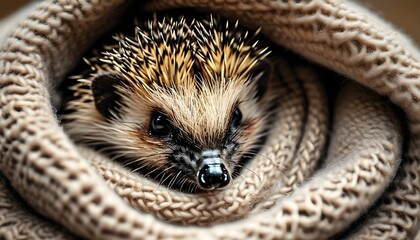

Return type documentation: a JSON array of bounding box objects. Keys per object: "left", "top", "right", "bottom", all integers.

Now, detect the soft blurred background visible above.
[
  {"left": 2, "top": 0, "right": 420, "bottom": 46},
  {"left": 356, "top": 0, "right": 420, "bottom": 46},
  {"left": 0, "top": 0, "right": 30, "bottom": 19}
]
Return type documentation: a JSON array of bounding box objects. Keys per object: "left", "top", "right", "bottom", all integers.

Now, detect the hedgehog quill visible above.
[{"left": 63, "top": 15, "right": 279, "bottom": 192}]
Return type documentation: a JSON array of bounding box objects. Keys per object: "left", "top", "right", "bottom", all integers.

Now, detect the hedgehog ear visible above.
[
  {"left": 91, "top": 72, "right": 126, "bottom": 119},
  {"left": 251, "top": 60, "right": 272, "bottom": 100}
]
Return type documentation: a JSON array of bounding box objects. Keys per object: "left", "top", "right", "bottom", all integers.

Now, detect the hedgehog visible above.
[{"left": 62, "top": 14, "right": 279, "bottom": 192}]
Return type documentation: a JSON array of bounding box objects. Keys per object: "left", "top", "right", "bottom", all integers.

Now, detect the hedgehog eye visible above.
[
  {"left": 231, "top": 107, "right": 242, "bottom": 129},
  {"left": 150, "top": 112, "right": 172, "bottom": 136}
]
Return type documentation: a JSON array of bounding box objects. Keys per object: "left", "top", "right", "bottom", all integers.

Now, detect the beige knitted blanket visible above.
[{"left": 0, "top": 0, "right": 419, "bottom": 239}]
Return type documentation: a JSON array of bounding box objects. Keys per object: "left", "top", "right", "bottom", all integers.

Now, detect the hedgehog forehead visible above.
[{"left": 149, "top": 79, "right": 248, "bottom": 145}]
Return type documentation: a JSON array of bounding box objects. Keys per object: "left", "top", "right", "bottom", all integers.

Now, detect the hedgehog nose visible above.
[{"left": 198, "top": 163, "right": 230, "bottom": 189}]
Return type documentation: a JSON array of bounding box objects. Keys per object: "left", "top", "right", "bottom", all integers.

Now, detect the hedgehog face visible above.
[
  {"left": 64, "top": 15, "right": 274, "bottom": 192},
  {"left": 90, "top": 64, "right": 272, "bottom": 190}
]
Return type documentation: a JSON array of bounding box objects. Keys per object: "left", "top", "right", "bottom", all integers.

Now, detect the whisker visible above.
[
  {"left": 187, "top": 180, "right": 195, "bottom": 193},
  {"left": 179, "top": 178, "right": 189, "bottom": 193},
  {"left": 190, "top": 183, "right": 199, "bottom": 194},
  {"left": 241, "top": 165, "right": 262, "bottom": 182},
  {"left": 123, "top": 152, "right": 168, "bottom": 167},
  {"left": 150, "top": 165, "right": 175, "bottom": 180},
  {"left": 161, "top": 169, "right": 176, "bottom": 187},
  {"left": 237, "top": 150, "right": 275, "bottom": 165},
  {"left": 142, "top": 166, "right": 163, "bottom": 179},
  {"left": 168, "top": 170, "right": 182, "bottom": 189},
  {"left": 232, "top": 167, "right": 247, "bottom": 182}
]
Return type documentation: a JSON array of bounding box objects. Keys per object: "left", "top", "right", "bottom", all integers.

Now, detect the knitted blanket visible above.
[{"left": 0, "top": 0, "right": 419, "bottom": 239}]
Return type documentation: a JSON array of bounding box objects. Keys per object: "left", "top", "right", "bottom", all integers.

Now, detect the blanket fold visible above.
[{"left": 0, "top": 0, "right": 418, "bottom": 239}]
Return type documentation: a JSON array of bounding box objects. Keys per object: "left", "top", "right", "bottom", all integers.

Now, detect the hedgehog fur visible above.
[{"left": 62, "top": 14, "right": 279, "bottom": 192}]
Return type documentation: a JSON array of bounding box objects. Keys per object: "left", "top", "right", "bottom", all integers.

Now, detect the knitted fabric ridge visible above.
[{"left": 0, "top": 0, "right": 419, "bottom": 239}]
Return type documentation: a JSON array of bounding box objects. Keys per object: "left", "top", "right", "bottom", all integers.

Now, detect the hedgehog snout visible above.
[{"left": 197, "top": 150, "right": 231, "bottom": 189}]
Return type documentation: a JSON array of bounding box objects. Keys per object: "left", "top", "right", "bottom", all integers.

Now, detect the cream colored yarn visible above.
[{"left": 0, "top": 0, "right": 418, "bottom": 239}]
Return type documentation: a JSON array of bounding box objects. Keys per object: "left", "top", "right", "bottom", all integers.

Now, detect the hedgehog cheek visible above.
[
  {"left": 251, "top": 60, "right": 272, "bottom": 100},
  {"left": 91, "top": 72, "right": 126, "bottom": 119}
]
